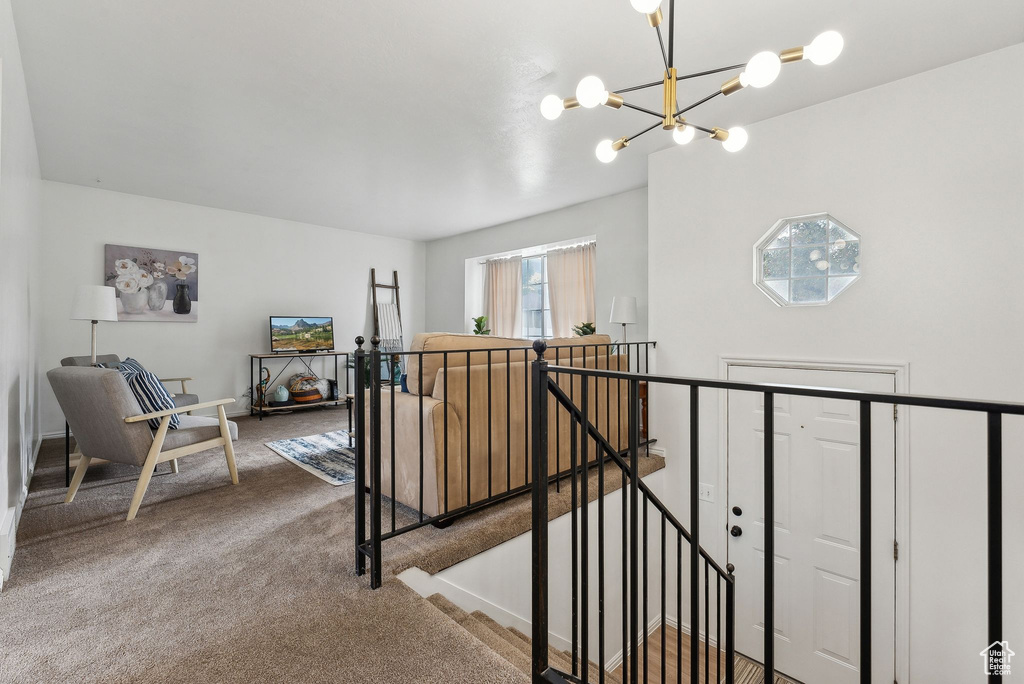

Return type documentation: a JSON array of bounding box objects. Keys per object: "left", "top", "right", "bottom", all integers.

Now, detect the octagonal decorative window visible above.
[{"left": 754, "top": 213, "right": 860, "bottom": 306}]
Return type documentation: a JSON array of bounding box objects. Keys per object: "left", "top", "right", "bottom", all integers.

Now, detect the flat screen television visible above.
[{"left": 270, "top": 316, "right": 334, "bottom": 353}]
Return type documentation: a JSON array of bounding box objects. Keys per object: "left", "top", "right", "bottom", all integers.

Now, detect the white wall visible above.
[
  {"left": 0, "top": 0, "right": 42, "bottom": 586},
  {"left": 648, "top": 45, "right": 1024, "bottom": 683},
  {"left": 425, "top": 187, "right": 649, "bottom": 342},
  {"left": 37, "top": 181, "right": 426, "bottom": 435}
]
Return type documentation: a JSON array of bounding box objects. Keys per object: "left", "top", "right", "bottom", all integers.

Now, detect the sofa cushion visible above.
[{"left": 406, "top": 332, "right": 532, "bottom": 396}]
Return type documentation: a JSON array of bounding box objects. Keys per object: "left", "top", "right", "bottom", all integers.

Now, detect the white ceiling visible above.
[{"left": 12, "top": 1, "right": 1024, "bottom": 240}]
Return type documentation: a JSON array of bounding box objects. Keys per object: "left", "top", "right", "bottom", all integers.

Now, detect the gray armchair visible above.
[
  {"left": 60, "top": 354, "right": 199, "bottom": 409},
  {"left": 47, "top": 366, "right": 240, "bottom": 521}
]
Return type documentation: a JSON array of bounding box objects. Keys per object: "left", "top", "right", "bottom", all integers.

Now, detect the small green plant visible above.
[
  {"left": 473, "top": 316, "right": 491, "bottom": 335},
  {"left": 572, "top": 322, "right": 596, "bottom": 336}
]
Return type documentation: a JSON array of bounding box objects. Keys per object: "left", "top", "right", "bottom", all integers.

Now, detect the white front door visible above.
[{"left": 727, "top": 364, "right": 897, "bottom": 684}]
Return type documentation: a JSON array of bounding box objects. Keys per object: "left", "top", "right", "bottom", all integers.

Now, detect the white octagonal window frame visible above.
[{"left": 754, "top": 212, "right": 861, "bottom": 307}]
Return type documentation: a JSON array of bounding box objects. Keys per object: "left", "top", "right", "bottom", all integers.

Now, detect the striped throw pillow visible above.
[
  {"left": 120, "top": 357, "right": 147, "bottom": 374},
  {"left": 121, "top": 369, "right": 179, "bottom": 430}
]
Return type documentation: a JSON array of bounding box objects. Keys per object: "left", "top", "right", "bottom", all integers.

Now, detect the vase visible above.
[
  {"left": 147, "top": 280, "right": 168, "bottom": 311},
  {"left": 173, "top": 283, "right": 192, "bottom": 314},
  {"left": 121, "top": 291, "right": 147, "bottom": 314}
]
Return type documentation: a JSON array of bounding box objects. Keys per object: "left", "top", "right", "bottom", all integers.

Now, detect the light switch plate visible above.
[{"left": 698, "top": 483, "right": 714, "bottom": 503}]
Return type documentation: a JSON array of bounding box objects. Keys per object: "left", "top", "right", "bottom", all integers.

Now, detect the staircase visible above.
[{"left": 426, "top": 594, "right": 618, "bottom": 683}]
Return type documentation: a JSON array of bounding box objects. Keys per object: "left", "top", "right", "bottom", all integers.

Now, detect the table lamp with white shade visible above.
[
  {"left": 71, "top": 285, "right": 118, "bottom": 365},
  {"left": 609, "top": 295, "right": 638, "bottom": 346}
]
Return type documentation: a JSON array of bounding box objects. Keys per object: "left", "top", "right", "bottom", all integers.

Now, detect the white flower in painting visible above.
[
  {"left": 136, "top": 270, "right": 154, "bottom": 288},
  {"left": 152, "top": 270, "right": 165, "bottom": 279},
  {"left": 115, "top": 274, "right": 142, "bottom": 294},
  {"left": 114, "top": 259, "right": 139, "bottom": 275},
  {"left": 153, "top": 261, "right": 166, "bottom": 272},
  {"left": 177, "top": 256, "right": 197, "bottom": 275}
]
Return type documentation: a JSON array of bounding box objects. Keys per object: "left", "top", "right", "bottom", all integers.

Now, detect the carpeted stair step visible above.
[
  {"left": 499, "top": 622, "right": 616, "bottom": 683},
  {"left": 472, "top": 614, "right": 566, "bottom": 671},
  {"left": 425, "top": 595, "right": 533, "bottom": 676},
  {"left": 561, "top": 648, "right": 619, "bottom": 684}
]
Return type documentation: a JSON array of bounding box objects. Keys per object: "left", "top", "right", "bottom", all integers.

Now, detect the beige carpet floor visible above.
[{"left": 0, "top": 409, "right": 664, "bottom": 683}]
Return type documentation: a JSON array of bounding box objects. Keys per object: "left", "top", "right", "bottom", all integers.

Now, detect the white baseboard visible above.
[
  {"left": 1, "top": 437, "right": 44, "bottom": 590},
  {"left": 0, "top": 506, "right": 15, "bottom": 588}
]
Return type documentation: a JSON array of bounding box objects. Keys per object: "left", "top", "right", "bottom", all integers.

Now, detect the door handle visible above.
[
  {"left": 730, "top": 525, "right": 743, "bottom": 537},
  {"left": 732, "top": 506, "right": 742, "bottom": 516}
]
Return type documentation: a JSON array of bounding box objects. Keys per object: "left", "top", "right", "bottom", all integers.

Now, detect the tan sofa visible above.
[{"left": 364, "top": 332, "right": 631, "bottom": 518}]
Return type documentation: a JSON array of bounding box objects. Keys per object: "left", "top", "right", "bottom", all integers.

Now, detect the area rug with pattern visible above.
[{"left": 265, "top": 430, "right": 356, "bottom": 485}]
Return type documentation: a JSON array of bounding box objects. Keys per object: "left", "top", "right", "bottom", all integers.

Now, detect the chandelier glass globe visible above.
[
  {"left": 806, "top": 31, "right": 844, "bottom": 66},
  {"left": 576, "top": 76, "right": 608, "bottom": 108},
  {"left": 595, "top": 139, "right": 618, "bottom": 163},
  {"left": 672, "top": 124, "right": 695, "bottom": 145},
  {"left": 629, "top": 0, "right": 662, "bottom": 14},
  {"left": 722, "top": 127, "right": 748, "bottom": 152},
  {"left": 540, "top": 95, "right": 563, "bottom": 121},
  {"left": 740, "top": 51, "right": 781, "bottom": 88}
]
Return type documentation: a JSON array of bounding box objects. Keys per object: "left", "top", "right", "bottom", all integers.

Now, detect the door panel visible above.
[{"left": 727, "top": 364, "right": 896, "bottom": 684}]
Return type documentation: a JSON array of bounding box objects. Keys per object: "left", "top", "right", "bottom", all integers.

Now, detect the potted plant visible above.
[
  {"left": 572, "top": 322, "right": 596, "bottom": 336},
  {"left": 472, "top": 316, "right": 491, "bottom": 335}
]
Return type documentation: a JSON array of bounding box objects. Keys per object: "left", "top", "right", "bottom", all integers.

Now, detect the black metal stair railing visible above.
[
  {"left": 531, "top": 339, "right": 734, "bottom": 684},
  {"left": 530, "top": 339, "right": 1023, "bottom": 684},
  {"left": 354, "top": 334, "right": 657, "bottom": 589}
]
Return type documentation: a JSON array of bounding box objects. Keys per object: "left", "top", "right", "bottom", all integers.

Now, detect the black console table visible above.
[{"left": 249, "top": 351, "right": 352, "bottom": 425}]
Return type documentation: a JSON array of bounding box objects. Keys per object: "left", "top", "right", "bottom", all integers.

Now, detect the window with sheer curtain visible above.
[
  {"left": 481, "top": 240, "right": 595, "bottom": 340},
  {"left": 545, "top": 242, "right": 596, "bottom": 338}
]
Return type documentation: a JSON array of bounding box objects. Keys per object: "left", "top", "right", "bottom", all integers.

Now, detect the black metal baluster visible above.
[
  {"left": 677, "top": 532, "right": 682, "bottom": 684},
  {"left": 369, "top": 337, "right": 382, "bottom": 589},
  {"left": 571, "top": 383, "right": 579, "bottom": 676},
  {"left": 582, "top": 373, "right": 590, "bottom": 683},
  {"left": 860, "top": 400, "right": 872, "bottom": 684},
  {"left": 622, "top": 466, "right": 630, "bottom": 684},
  {"left": 418, "top": 353, "right": 424, "bottom": 523},
  {"left": 690, "top": 385, "right": 700, "bottom": 684},
  {"left": 988, "top": 411, "right": 1003, "bottom": 664},
  {"left": 506, "top": 349, "right": 511, "bottom": 492},
  {"left": 354, "top": 338, "right": 366, "bottom": 576},
  {"left": 764, "top": 392, "right": 775, "bottom": 683},
  {"left": 391, "top": 356, "right": 396, "bottom": 533},
  {"left": 726, "top": 566, "right": 735, "bottom": 684},
  {"left": 629, "top": 379, "right": 640, "bottom": 684},
  {"left": 598, "top": 387, "right": 607, "bottom": 684},
  {"left": 661, "top": 514, "right": 666, "bottom": 684},
  {"left": 704, "top": 560, "right": 709, "bottom": 684},
  {"left": 524, "top": 349, "right": 529, "bottom": 487},
  {"left": 466, "top": 351, "right": 472, "bottom": 507},
  {"left": 556, "top": 347, "right": 561, "bottom": 491},
  {"left": 488, "top": 350, "right": 492, "bottom": 499},
  {"left": 643, "top": 490, "right": 649, "bottom": 684},
  {"left": 443, "top": 353, "right": 449, "bottom": 514},
  {"left": 530, "top": 341, "right": 550, "bottom": 680},
  {"left": 716, "top": 572, "right": 721, "bottom": 681}
]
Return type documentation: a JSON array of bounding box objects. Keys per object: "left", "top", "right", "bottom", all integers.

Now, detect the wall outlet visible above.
[{"left": 698, "top": 483, "right": 715, "bottom": 503}]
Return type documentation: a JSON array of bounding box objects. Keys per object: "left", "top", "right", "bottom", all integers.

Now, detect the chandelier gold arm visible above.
[
  {"left": 780, "top": 46, "right": 805, "bottom": 63},
  {"left": 721, "top": 75, "right": 744, "bottom": 96}
]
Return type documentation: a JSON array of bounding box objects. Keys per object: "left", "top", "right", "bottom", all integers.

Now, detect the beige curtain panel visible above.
[
  {"left": 547, "top": 242, "right": 596, "bottom": 338},
  {"left": 484, "top": 257, "right": 523, "bottom": 338}
]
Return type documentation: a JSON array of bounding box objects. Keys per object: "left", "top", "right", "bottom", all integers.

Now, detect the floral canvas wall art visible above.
[{"left": 104, "top": 244, "right": 199, "bottom": 322}]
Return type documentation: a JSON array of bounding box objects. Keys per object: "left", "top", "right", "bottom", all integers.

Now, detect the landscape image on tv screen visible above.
[{"left": 270, "top": 316, "right": 334, "bottom": 353}]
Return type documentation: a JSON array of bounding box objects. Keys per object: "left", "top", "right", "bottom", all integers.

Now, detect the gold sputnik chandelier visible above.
[{"left": 540, "top": 0, "right": 844, "bottom": 162}]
